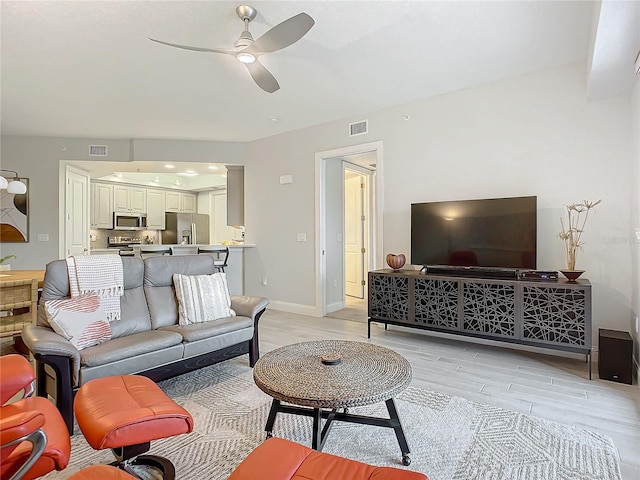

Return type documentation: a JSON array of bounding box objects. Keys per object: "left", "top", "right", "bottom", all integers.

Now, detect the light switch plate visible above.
[
  {"left": 36, "top": 234, "right": 49, "bottom": 242},
  {"left": 296, "top": 233, "right": 307, "bottom": 242}
]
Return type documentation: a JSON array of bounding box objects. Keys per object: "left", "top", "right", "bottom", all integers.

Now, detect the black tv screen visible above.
[{"left": 411, "top": 196, "right": 537, "bottom": 269}]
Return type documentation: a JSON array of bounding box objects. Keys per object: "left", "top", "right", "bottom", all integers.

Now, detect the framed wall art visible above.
[{"left": 0, "top": 179, "right": 29, "bottom": 242}]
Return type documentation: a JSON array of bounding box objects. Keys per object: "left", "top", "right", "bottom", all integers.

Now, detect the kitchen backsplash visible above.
[{"left": 90, "top": 229, "right": 161, "bottom": 248}]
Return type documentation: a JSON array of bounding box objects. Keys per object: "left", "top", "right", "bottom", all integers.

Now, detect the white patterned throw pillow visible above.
[
  {"left": 173, "top": 273, "right": 236, "bottom": 325},
  {"left": 44, "top": 294, "right": 112, "bottom": 350}
]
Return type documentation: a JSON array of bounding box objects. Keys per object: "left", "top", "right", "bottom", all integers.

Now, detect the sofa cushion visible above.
[
  {"left": 160, "top": 315, "right": 253, "bottom": 342},
  {"left": 79, "top": 330, "right": 183, "bottom": 368},
  {"left": 143, "top": 255, "right": 218, "bottom": 329},
  {"left": 44, "top": 294, "right": 112, "bottom": 350},
  {"left": 173, "top": 273, "right": 235, "bottom": 325}
]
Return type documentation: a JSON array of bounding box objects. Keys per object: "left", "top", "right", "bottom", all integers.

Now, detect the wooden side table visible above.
[{"left": 0, "top": 277, "right": 38, "bottom": 338}]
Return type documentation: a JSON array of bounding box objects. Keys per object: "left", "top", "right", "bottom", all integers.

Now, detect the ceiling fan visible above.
[{"left": 149, "top": 5, "right": 314, "bottom": 93}]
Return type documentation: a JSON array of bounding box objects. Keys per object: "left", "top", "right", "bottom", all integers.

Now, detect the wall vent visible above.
[
  {"left": 349, "top": 120, "right": 368, "bottom": 137},
  {"left": 89, "top": 145, "right": 107, "bottom": 156}
]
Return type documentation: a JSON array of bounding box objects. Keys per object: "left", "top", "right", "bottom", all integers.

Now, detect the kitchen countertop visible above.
[{"left": 133, "top": 244, "right": 254, "bottom": 248}]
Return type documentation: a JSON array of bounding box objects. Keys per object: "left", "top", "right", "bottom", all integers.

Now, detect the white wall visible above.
[
  {"left": 244, "top": 62, "right": 634, "bottom": 340},
  {"left": 324, "top": 159, "right": 344, "bottom": 312},
  {"left": 630, "top": 74, "right": 640, "bottom": 366}
]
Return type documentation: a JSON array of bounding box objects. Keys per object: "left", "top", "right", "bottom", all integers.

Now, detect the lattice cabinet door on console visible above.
[
  {"left": 462, "top": 281, "right": 516, "bottom": 339},
  {"left": 413, "top": 277, "right": 458, "bottom": 330},
  {"left": 521, "top": 284, "right": 591, "bottom": 350},
  {"left": 368, "top": 272, "right": 410, "bottom": 322}
]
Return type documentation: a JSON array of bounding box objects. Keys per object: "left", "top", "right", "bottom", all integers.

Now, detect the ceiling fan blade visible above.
[
  {"left": 149, "top": 38, "right": 236, "bottom": 56},
  {"left": 245, "top": 13, "right": 314, "bottom": 54},
  {"left": 246, "top": 60, "right": 280, "bottom": 93}
]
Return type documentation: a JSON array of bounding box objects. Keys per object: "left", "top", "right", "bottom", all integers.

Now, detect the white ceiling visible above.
[{"left": 1, "top": 1, "right": 638, "bottom": 143}]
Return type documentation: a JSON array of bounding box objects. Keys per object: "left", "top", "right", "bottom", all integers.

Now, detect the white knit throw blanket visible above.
[{"left": 66, "top": 255, "right": 124, "bottom": 322}]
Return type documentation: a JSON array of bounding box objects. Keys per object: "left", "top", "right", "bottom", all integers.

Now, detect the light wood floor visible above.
[
  {"left": 262, "top": 304, "right": 640, "bottom": 479},
  {"left": 3, "top": 301, "right": 638, "bottom": 478}
]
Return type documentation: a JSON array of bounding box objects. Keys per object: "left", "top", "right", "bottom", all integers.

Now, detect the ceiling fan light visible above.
[
  {"left": 7, "top": 180, "right": 27, "bottom": 194},
  {"left": 236, "top": 52, "right": 256, "bottom": 64}
]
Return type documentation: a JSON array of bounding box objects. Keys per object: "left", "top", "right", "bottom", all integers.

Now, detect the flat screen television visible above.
[{"left": 411, "top": 196, "right": 537, "bottom": 270}]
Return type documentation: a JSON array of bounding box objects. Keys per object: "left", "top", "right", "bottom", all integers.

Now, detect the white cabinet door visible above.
[
  {"left": 166, "top": 191, "right": 195, "bottom": 212},
  {"left": 146, "top": 189, "right": 166, "bottom": 229},
  {"left": 129, "top": 187, "right": 146, "bottom": 213},
  {"left": 182, "top": 193, "right": 196, "bottom": 213},
  {"left": 92, "top": 182, "right": 113, "bottom": 229},
  {"left": 165, "top": 191, "right": 181, "bottom": 212},
  {"left": 113, "top": 185, "right": 146, "bottom": 212},
  {"left": 113, "top": 185, "right": 130, "bottom": 211}
]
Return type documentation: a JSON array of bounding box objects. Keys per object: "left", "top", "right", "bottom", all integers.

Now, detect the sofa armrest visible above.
[
  {"left": 231, "top": 296, "right": 269, "bottom": 320},
  {"left": 21, "top": 325, "right": 81, "bottom": 379}
]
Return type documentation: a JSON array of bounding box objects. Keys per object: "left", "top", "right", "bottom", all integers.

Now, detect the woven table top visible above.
[{"left": 253, "top": 340, "right": 412, "bottom": 409}]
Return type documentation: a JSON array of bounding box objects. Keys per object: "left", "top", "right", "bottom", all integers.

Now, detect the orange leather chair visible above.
[
  {"left": 1, "top": 354, "right": 70, "bottom": 479},
  {"left": 0, "top": 354, "right": 137, "bottom": 480},
  {"left": 229, "top": 437, "right": 429, "bottom": 480}
]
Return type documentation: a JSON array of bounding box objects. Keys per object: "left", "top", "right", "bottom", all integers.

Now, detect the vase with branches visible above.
[{"left": 558, "top": 199, "right": 601, "bottom": 271}]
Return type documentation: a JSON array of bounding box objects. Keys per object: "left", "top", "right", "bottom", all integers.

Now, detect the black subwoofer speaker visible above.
[{"left": 598, "top": 329, "right": 633, "bottom": 384}]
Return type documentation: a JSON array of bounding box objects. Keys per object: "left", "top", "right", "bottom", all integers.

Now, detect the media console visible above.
[{"left": 368, "top": 269, "right": 592, "bottom": 378}]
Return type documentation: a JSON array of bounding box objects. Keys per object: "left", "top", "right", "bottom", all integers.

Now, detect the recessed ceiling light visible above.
[
  {"left": 208, "top": 165, "right": 219, "bottom": 171},
  {"left": 177, "top": 170, "right": 198, "bottom": 177},
  {"left": 269, "top": 116, "right": 279, "bottom": 122},
  {"left": 164, "top": 164, "right": 175, "bottom": 169}
]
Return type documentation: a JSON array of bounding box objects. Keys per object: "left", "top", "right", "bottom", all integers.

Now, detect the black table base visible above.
[{"left": 264, "top": 398, "right": 411, "bottom": 466}]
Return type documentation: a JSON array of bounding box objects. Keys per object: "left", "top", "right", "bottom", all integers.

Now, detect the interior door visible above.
[
  {"left": 65, "top": 167, "right": 90, "bottom": 256},
  {"left": 344, "top": 170, "right": 365, "bottom": 298}
]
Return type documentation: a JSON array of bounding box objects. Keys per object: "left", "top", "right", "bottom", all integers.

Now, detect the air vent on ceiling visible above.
[
  {"left": 89, "top": 145, "right": 107, "bottom": 157},
  {"left": 349, "top": 120, "right": 368, "bottom": 137}
]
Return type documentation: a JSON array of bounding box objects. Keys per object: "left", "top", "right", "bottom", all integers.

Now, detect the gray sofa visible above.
[{"left": 22, "top": 254, "right": 269, "bottom": 434}]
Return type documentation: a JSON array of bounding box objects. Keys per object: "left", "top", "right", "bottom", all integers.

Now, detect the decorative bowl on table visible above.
[{"left": 386, "top": 253, "right": 406, "bottom": 271}]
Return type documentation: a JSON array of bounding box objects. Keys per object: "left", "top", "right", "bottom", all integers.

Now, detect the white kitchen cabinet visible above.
[
  {"left": 166, "top": 191, "right": 196, "bottom": 213},
  {"left": 91, "top": 182, "right": 113, "bottom": 229},
  {"left": 182, "top": 192, "right": 196, "bottom": 213},
  {"left": 146, "top": 189, "right": 166, "bottom": 230},
  {"left": 113, "top": 185, "right": 146, "bottom": 213}
]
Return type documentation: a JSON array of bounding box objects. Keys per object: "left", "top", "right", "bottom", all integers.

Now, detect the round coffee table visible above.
[{"left": 253, "top": 340, "right": 413, "bottom": 465}]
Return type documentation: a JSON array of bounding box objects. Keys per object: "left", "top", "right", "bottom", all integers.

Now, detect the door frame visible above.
[{"left": 315, "top": 141, "right": 383, "bottom": 317}]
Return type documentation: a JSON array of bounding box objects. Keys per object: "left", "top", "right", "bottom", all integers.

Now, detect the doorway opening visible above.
[{"left": 315, "top": 141, "right": 383, "bottom": 317}]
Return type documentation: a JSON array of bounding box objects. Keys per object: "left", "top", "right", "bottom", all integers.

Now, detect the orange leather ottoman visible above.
[
  {"left": 68, "top": 465, "right": 138, "bottom": 479},
  {"left": 73, "top": 375, "right": 193, "bottom": 480},
  {"left": 229, "top": 438, "right": 428, "bottom": 480}
]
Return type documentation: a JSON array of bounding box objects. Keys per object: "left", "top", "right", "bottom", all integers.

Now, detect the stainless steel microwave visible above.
[{"left": 113, "top": 212, "right": 147, "bottom": 230}]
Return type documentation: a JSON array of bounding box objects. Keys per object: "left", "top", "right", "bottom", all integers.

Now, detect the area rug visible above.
[{"left": 44, "top": 357, "right": 621, "bottom": 480}]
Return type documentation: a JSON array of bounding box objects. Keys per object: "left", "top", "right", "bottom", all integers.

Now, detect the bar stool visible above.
[
  {"left": 139, "top": 247, "right": 172, "bottom": 259},
  {"left": 196, "top": 246, "right": 229, "bottom": 272}
]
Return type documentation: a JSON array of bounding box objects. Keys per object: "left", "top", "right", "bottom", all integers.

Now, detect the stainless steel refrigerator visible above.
[{"left": 163, "top": 213, "right": 210, "bottom": 245}]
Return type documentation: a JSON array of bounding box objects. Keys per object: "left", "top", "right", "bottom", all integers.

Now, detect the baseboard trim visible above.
[
  {"left": 325, "top": 301, "right": 345, "bottom": 314},
  {"left": 269, "top": 301, "right": 322, "bottom": 317}
]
